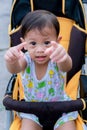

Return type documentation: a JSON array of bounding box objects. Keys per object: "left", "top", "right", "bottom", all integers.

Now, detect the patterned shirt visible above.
[{"left": 21, "top": 52, "right": 70, "bottom": 102}]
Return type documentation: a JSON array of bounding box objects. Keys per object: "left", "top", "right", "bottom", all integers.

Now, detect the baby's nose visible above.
[{"left": 36, "top": 44, "right": 45, "bottom": 52}]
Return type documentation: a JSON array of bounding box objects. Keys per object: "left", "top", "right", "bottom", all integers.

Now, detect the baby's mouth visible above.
[{"left": 36, "top": 56, "right": 46, "bottom": 61}]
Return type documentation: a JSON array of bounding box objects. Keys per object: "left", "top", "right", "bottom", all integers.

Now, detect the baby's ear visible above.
[{"left": 57, "top": 36, "right": 62, "bottom": 43}]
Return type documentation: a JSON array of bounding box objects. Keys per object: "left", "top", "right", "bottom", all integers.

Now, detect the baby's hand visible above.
[
  {"left": 4, "top": 42, "right": 26, "bottom": 64},
  {"left": 45, "top": 41, "right": 68, "bottom": 63}
]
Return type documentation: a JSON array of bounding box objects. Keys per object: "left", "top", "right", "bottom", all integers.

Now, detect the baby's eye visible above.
[
  {"left": 29, "top": 41, "right": 37, "bottom": 46},
  {"left": 44, "top": 41, "right": 51, "bottom": 46}
]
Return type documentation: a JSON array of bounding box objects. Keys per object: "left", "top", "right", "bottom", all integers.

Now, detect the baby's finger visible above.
[
  {"left": 7, "top": 47, "right": 24, "bottom": 60},
  {"left": 45, "top": 46, "right": 54, "bottom": 56},
  {"left": 49, "top": 42, "right": 60, "bottom": 59},
  {"left": 50, "top": 41, "right": 58, "bottom": 48},
  {"left": 9, "top": 47, "right": 21, "bottom": 58},
  {"left": 50, "top": 44, "right": 63, "bottom": 59},
  {"left": 57, "top": 54, "right": 68, "bottom": 63},
  {"left": 5, "top": 51, "right": 17, "bottom": 63},
  {"left": 20, "top": 37, "right": 25, "bottom": 43},
  {"left": 16, "top": 42, "right": 27, "bottom": 51},
  {"left": 45, "top": 41, "right": 56, "bottom": 55}
]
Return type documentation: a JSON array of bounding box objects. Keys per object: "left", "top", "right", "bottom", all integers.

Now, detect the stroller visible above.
[{"left": 3, "top": 0, "right": 87, "bottom": 130}]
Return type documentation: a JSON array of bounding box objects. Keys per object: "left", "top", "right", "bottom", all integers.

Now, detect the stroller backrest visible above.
[{"left": 9, "top": 0, "right": 86, "bottom": 46}]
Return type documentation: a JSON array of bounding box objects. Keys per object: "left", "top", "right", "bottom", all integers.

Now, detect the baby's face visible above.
[{"left": 24, "top": 26, "right": 58, "bottom": 64}]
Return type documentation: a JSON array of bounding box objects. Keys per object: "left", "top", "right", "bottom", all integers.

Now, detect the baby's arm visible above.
[
  {"left": 45, "top": 41, "right": 72, "bottom": 72},
  {"left": 4, "top": 42, "right": 27, "bottom": 73}
]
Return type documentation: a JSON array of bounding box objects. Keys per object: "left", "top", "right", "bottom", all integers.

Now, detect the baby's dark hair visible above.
[{"left": 21, "top": 10, "right": 60, "bottom": 38}]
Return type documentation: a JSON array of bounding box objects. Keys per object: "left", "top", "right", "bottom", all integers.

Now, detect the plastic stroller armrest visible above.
[{"left": 3, "top": 96, "right": 84, "bottom": 116}]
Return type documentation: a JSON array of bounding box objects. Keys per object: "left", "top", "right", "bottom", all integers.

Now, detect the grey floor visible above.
[{"left": 0, "top": 0, "right": 12, "bottom": 130}]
